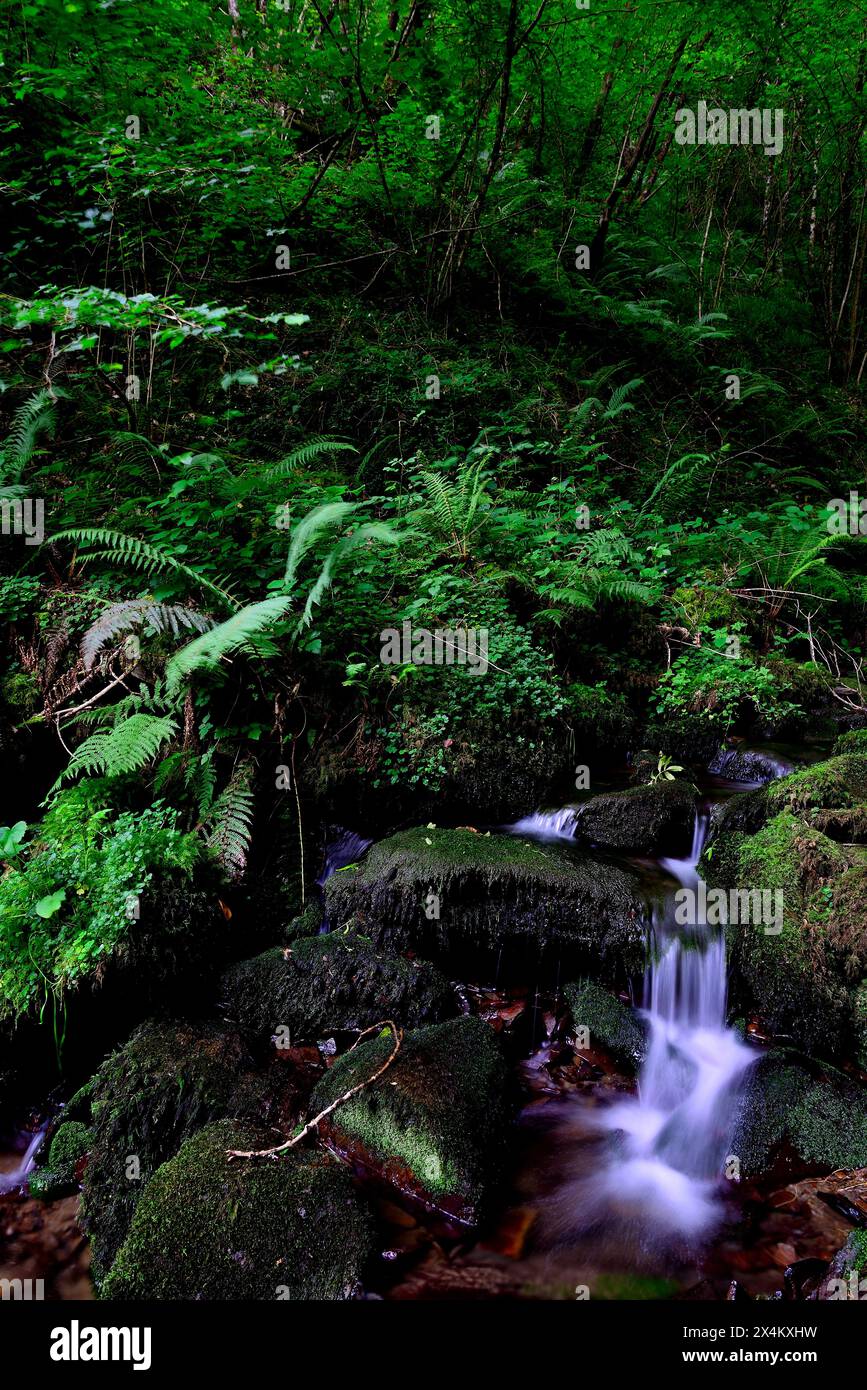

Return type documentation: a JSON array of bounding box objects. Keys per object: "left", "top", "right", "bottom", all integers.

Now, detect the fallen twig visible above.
[{"left": 226, "top": 1019, "right": 403, "bottom": 1161}]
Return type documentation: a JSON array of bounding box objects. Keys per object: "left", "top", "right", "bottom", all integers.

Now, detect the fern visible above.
[
  {"left": 165, "top": 595, "right": 293, "bottom": 691},
  {"left": 49, "top": 714, "right": 178, "bottom": 793},
  {"left": 81, "top": 600, "right": 214, "bottom": 669},
  {"left": 202, "top": 764, "right": 255, "bottom": 879},
  {"left": 1, "top": 388, "right": 63, "bottom": 481},
  {"left": 49, "top": 528, "right": 238, "bottom": 608},
  {"left": 416, "top": 458, "right": 492, "bottom": 560},
  {"left": 265, "top": 437, "right": 356, "bottom": 480}
]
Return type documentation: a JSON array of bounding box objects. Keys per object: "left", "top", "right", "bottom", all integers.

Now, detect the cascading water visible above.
[
  {"left": 592, "top": 807, "right": 756, "bottom": 1240},
  {"left": 0, "top": 1123, "right": 48, "bottom": 1196}
]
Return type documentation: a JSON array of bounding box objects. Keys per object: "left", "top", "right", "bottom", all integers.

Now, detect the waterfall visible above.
[
  {"left": 508, "top": 807, "right": 578, "bottom": 839},
  {"left": 597, "top": 806, "right": 755, "bottom": 1238},
  {"left": 0, "top": 1124, "right": 48, "bottom": 1196}
]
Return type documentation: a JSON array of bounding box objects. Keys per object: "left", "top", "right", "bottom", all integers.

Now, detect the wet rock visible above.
[
  {"left": 816, "top": 1168, "right": 867, "bottom": 1227},
  {"left": 814, "top": 1230, "right": 867, "bottom": 1299},
  {"left": 324, "top": 826, "right": 649, "bottom": 984},
  {"left": 311, "top": 1015, "right": 510, "bottom": 1225},
  {"left": 102, "top": 1119, "right": 373, "bottom": 1300},
  {"left": 29, "top": 1121, "right": 91, "bottom": 1201},
  {"left": 572, "top": 779, "right": 696, "bottom": 856},
  {"left": 708, "top": 747, "right": 793, "bottom": 784},
  {"left": 733, "top": 1050, "right": 867, "bottom": 1177},
  {"left": 563, "top": 979, "right": 646, "bottom": 1071},
  {"left": 219, "top": 932, "right": 456, "bottom": 1042},
  {"left": 79, "top": 1019, "right": 313, "bottom": 1284},
  {"left": 706, "top": 812, "right": 863, "bottom": 1057}
]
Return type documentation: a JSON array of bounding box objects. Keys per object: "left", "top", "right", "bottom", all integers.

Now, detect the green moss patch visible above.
[
  {"left": 734, "top": 1050, "right": 867, "bottom": 1175},
  {"left": 220, "top": 932, "right": 455, "bottom": 1041},
  {"left": 29, "top": 1119, "right": 92, "bottom": 1201},
  {"left": 564, "top": 979, "right": 645, "bottom": 1070},
  {"left": 102, "top": 1119, "right": 373, "bottom": 1300},
  {"left": 311, "top": 1014, "right": 510, "bottom": 1223},
  {"left": 324, "top": 827, "right": 649, "bottom": 984},
  {"left": 80, "top": 1019, "right": 309, "bottom": 1283}
]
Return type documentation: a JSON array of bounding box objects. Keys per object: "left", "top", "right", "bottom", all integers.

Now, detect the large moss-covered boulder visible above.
[
  {"left": 28, "top": 1120, "right": 92, "bottom": 1201},
  {"left": 311, "top": 1015, "right": 510, "bottom": 1224},
  {"left": 102, "top": 1119, "right": 373, "bottom": 1300},
  {"left": 324, "top": 827, "right": 650, "bottom": 983},
  {"left": 706, "top": 813, "right": 865, "bottom": 1057},
  {"left": 733, "top": 1050, "right": 867, "bottom": 1176},
  {"left": 573, "top": 780, "right": 696, "bottom": 855},
  {"left": 564, "top": 979, "right": 646, "bottom": 1070},
  {"left": 220, "top": 932, "right": 456, "bottom": 1041},
  {"left": 760, "top": 753, "right": 867, "bottom": 842},
  {"left": 80, "top": 1020, "right": 310, "bottom": 1283}
]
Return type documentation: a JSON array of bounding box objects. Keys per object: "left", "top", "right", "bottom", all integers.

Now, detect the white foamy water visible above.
[
  {"left": 594, "top": 808, "right": 755, "bottom": 1238},
  {"left": 508, "top": 807, "right": 578, "bottom": 839}
]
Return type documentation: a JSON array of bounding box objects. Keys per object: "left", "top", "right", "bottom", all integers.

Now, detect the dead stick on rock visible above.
[{"left": 226, "top": 1020, "right": 403, "bottom": 1161}]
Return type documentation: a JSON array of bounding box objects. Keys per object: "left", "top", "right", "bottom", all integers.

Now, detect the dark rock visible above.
[
  {"left": 573, "top": 779, "right": 696, "bottom": 856},
  {"left": 102, "top": 1119, "right": 373, "bottom": 1300},
  {"left": 219, "top": 932, "right": 456, "bottom": 1041},
  {"left": 324, "top": 826, "right": 650, "bottom": 984},
  {"left": 311, "top": 1015, "right": 510, "bottom": 1224}
]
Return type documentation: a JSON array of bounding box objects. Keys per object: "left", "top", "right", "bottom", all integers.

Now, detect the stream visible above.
[{"left": 1, "top": 742, "right": 854, "bottom": 1300}]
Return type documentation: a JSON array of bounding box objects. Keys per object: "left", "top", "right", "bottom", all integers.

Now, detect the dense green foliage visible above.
[{"left": 1, "top": 0, "right": 866, "bottom": 1024}]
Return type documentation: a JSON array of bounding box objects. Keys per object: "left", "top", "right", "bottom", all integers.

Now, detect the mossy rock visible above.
[
  {"left": 102, "top": 1119, "right": 373, "bottom": 1301},
  {"left": 734, "top": 1050, "right": 867, "bottom": 1176},
  {"left": 563, "top": 979, "right": 645, "bottom": 1070},
  {"left": 80, "top": 1019, "right": 309, "bottom": 1283},
  {"left": 573, "top": 779, "right": 696, "bottom": 856},
  {"left": 709, "top": 786, "right": 770, "bottom": 846},
  {"left": 29, "top": 1120, "right": 92, "bottom": 1201},
  {"left": 833, "top": 728, "right": 867, "bottom": 756},
  {"left": 220, "top": 932, "right": 456, "bottom": 1041},
  {"left": 282, "top": 898, "right": 324, "bottom": 945},
  {"left": 324, "top": 827, "right": 650, "bottom": 984},
  {"left": 816, "top": 1230, "right": 867, "bottom": 1298},
  {"left": 765, "top": 753, "right": 867, "bottom": 816},
  {"left": 706, "top": 813, "right": 858, "bottom": 1057},
  {"left": 311, "top": 1015, "right": 510, "bottom": 1223}
]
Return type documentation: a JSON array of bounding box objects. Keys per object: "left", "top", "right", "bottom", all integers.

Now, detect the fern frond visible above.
[
  {"left": 202, "top": 764, "right": 255, "bottom": 880},
  {"left": 265, "top": 438, "right": 356, "bottom": 480},
  {"left": 81, "top": 600, "right": 214, "bottom": 669},
  {"left": 3, "top": 389, "right": 62, "bottom": 478},
  {"left": 296, "top": 520, "right": 403, "bottom": 629},
  {"left": 165, "top": 595, "right": 293, "bottom": 692},
  {"left": 49, "top": 714, "right": 177, "bottom": 793},
  {"left": 49, "top": 528, "right": 238, "bottom": 609}
]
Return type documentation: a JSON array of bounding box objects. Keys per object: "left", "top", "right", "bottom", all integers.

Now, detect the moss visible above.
[
  {"left": 80, "top": 1019, "right": 304, "bottom": 1283},
  {"left": 573, "top": 779, "right": 696, "bottom": 856},
  {"left": 707, "top": 813, "right": 855, "bottom": 1056},
  {"left": 283, "top": 898, "right": 324, "bottom": 945},
  {"left": 734, "top": 1050, "right": 867, "bottom": 1175},
  {"left": 324, "top": 827, "right": 650, "bottom": 984},
  {"left": 854, "top": 981, "right": 867, "bottom": 1070},
  {"left": 29, "top": 1120, "right": 92, "bottom": 1201},
  {"left": 220, "top": 932, "right": 455, "bottom": 1041},
  {"left": 563, "top": 979, "right": 645, "bottom": 1070},
  {"left": 310, "top": 1015, "right": 510, "bottom": 1223},
  {"left": 766, "top": 753, "right": 867, "bottom": 815},
  {"left": 842, "top": 1229, "right": 867, "bottom": 1278},
  {"left": 832, "top": 727, "right": 867, "bottom": 755},
  {"left": 0, "top": 671, "right": 40, "bottom": 719},
  {"left": 102, "top": 1119, "right": 373, "bottom": 1300}
]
